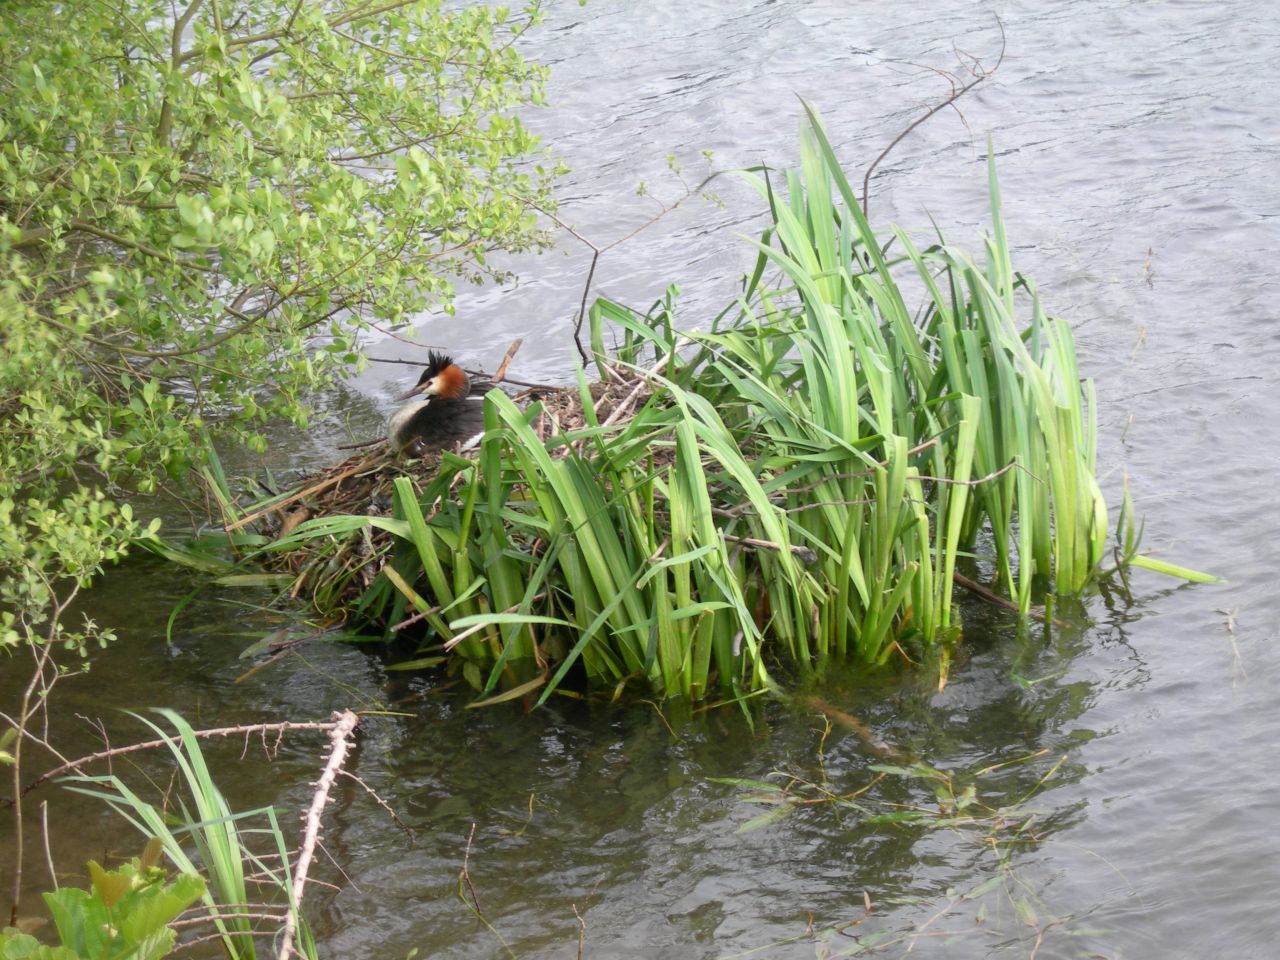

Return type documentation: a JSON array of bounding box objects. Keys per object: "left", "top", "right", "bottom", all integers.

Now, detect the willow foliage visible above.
[{"left": 0, "top": 1, "right": 556, "bottom": 651}]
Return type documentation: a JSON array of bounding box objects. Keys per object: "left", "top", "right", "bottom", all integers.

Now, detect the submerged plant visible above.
[{"left": 715, "top": 728, "right": 1086, "bottom": 957}]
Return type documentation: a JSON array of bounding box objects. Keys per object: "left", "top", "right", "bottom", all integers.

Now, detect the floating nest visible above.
[{"left": 227, "top": 367, "right": 657, "bottom": 610}]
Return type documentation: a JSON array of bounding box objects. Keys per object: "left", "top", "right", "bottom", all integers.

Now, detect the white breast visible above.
[{"left": 387, "top": 397, "right": 432, "bottom": 451}]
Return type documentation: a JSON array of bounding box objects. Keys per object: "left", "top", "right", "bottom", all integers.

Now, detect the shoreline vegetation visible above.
[
  {"left": 3, "top": 2, "right": 560, "bottom": 943},
  {"left": 188, "top": 109, "right": 1208, "bottom": 708}
]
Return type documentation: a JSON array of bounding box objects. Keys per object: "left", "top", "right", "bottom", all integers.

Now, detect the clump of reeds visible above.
[{"left": 219, "top": 109, "right": 1187, "bottom": 705}]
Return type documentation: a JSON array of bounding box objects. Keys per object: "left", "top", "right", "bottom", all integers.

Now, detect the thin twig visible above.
[
  {"left": 573, "top": 902, "right": 587, "bottom": 960},
  {"left": 170, "top": 928, "right": 283, "bottom": 954},
  {"left": 720, "top": 533, "right": 818, "bottom": 564},
  {"left": 14, "top": 718, "right": 351, "bottom": 803},
  {"left": 442, "top": 596, "right": 547, "bottom": 652},
  {"left": 366, "top": 354, "right": 438, "bottom": 366},
  {"left": 388, "top": 602, "right": 442, "bottom": 633},
  {"left": 338, "top": 770, "right": 415, "bottom": 844},
  {"left": 8, "top": 583, "right": 76, "bottom": 926},
  {"left": 862, "top": 14, "right": 1006, "bottom": 216},
  {"left": 951, "top": 572, "right": 1064, "bottom": 627},
  {"left": 573, "top": 250, "right": 600, "bottom": 367},
  {"left": 459, "top": 822, "right": 481, "bottom": 913},
  {"left": 40, "top": 801, "right": 56, "bottom": 892},
  {"left": 171, "top": 910, "right": 290, "bottom": 928},
  {"left": 335, "top": 437, "right": 385, "bottom": 451},
  {"left": 517, "top": 166, "right": 721, "bottom": 367}
]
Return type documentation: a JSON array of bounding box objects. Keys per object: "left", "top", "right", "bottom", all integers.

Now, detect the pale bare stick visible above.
[{"left": 277, "top": 709, "right": 360, "bottom": 960}]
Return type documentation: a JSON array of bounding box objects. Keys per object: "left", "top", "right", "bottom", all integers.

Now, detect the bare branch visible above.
[
  {"left": 862, "top": 14, "right": 1006, "bottom": 216},
  {"left": 277, "top": 709, "right": 359, "bottom": 960},
  {"left": 515, "top": 166, "right": 724, "bottom": 368},
  {"left": 12, "top": 717, "right": 354, "bottom": 803}
]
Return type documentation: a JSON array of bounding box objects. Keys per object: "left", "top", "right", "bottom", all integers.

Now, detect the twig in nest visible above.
[
  {"left": 721, "top": 533, "right": 819, "bottom": 565},
  {"left": 489, "top": 338, "right": 522, "bottom": 385},
  {"left": 226, "top": 453, "right": 383, "bottom": 531},
  {"left": 600, "top": 369, "right": 657, "bottom": 428},
  {"left": 571, "top": 345, "right": 682, "bottom": 457},
  {"left": 443, "top": 595, "right": 546, "bottom": 652}
]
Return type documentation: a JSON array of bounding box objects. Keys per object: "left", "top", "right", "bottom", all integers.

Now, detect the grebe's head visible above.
[{"left": 396, "top": 351, "right": 471, "bottom": 401}]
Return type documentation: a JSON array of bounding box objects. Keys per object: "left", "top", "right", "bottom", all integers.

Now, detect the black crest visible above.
[{"left": 418, "top": 350, "right": 454, "bottom": 385}]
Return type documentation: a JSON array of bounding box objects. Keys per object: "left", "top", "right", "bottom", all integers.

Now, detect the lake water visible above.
[{"left": 5, "top": 1, "right": 1280, "bottom": 957}]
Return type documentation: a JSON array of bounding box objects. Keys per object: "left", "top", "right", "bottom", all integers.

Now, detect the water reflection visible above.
[{"left": 288, "top": 608, "right": 1100, "bottom": 959}]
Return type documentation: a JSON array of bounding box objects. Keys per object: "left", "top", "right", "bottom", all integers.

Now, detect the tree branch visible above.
[
  {"left": 862, "top": 14, "right": 1006, "bottom": 216},
  {"left": 10, "top": 717, "right": 354, "bottom": 803},
  {"left": 180, "top": 0, "right": 416, "bottom": 65},
  {"left": 277, "top": 709, "right": 360, "bottom": 960},
  {"left": 156, "top": 0, "right": 205, "bottom": 146}
]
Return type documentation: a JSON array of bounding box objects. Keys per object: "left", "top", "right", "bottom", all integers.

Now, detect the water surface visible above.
[{"left": 5, "top": 1, "right": 1279, "bottom": 957}]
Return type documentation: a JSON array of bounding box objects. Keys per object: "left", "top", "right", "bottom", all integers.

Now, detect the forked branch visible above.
[
  {"left": 277, "top": 709, "right": 360, "bottom": 960},
  {"left": 862, "top": 14, "right": 1007, "bottom": 216}
]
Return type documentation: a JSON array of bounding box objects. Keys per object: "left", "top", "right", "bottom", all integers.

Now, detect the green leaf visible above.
[
  {"left": 1130, "top": 554, "right": 1220, "bottom": 583},
  {"left": 0, "top": 930, "right": 81, "bottom": 959},
  {"left": 736, "top": 804, "right": 795, "bottom": 833},
  {"left": 385, "top": 656, "right": 446, "bottom": 671},
  {"left": 708, "top": 777, "right": 785, "bottom": 792}
]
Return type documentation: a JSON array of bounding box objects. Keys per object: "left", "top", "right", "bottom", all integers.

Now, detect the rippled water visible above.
[{"left": 6, "top": 1, "right": 1280, "bottom": 957}]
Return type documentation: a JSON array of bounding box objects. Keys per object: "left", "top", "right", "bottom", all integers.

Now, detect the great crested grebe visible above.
[{"left": 387, "top": 351, "right": 487, "bottom": 454}]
